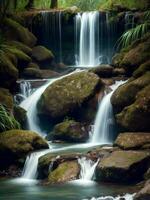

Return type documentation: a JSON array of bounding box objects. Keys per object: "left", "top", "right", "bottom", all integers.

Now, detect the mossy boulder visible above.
[
  {"left": 0, "top": 130, "right": 48, "bottom": 168},
  {"left": 48, "top": 160, "right": 80, "bottom": 184},
  {"left": 4, "top": 18, "right": 37, "bottom": 47},
  {"left": 96, "top": 150, "right": 150, "bottom": 183},
  {"left": 22, "top": 68, "right": 42, "bottom": 79},
  {"left": 134, "top": 181, "right": 150, "bottom": 200},
  {"left": 0, "top": 88, "right": 13, "bottom": 112},
  {"left": 133, "top": 61, "right": 150, "bottom": 78},
  {"left": 38, "top": 71, "right": 102, "bottom": 121},
  {"left": 31, "top": 46, "right": 54, "bottom": 64},
  {"left": 50, "top": 120, "right": 89, "bottom": 142},
  {"left": 89, "top": 65, "right": 114, "bottom": 78},
  {"left": 111, "top": 72, "right": 150, "bottom": 113},
  {"left": 0, "top": 53, "right": 18, "bottom": 89},
  {"left": 13, "top": 106, "right": 27, "bottom": 127},
  {"left": 114, "top": 133, "right": 150, "bottom": 150},
  {"left": 27, "top": 62, "right": 40, "bottom": 69},
  {"left": 116, "top": 84, "right": 150, "bottom": 132},
  {"left": 38, "top": 152, "right": 81, "bottom": 179}
]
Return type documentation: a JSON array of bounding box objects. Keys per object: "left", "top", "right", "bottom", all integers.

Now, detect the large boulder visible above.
[
  {"left": 114, "top": 133, "right": 150, "bottom": 150},
  {"left": 22, "top": 68, "right": 42, "bottom": 79},
  {"left": 0, "top": 53, "right": 18, "bottom": 89},
  {"left": 116, "top": 84, "right": 150, "bottom": 132},
  {"left": 96, "top": 150, "right": 150, "bottom": 183},
  {"left": 49, "top": 120, "right": 89, "bottom": 142},
  {"left": 134, "top": 181, "right": 150, "bottom": 200},
  {"left": 0, "top": 88, "right": 13, "bottom": 112},
  {"left": 0, "top": 130, "right": 48, "bottom": 168},
  {"left": 4, "top": 18, "right": 37, "bottom": 47},
  {"left": 111, "top": 72, "right": 150, "bottom": 113},
  {"left": 38, "top": 71, "right": 102, "bottom": 121},
  {"left": 31, "top": 46, "right": 54, "bottom": 64}
]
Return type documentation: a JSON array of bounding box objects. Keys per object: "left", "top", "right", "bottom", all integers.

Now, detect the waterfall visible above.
[
  {"left": 41, "top": 11, "right": 63, "bottom": 62},
  {"left": 125, "top": 12, "right": 135, "bottom": 30},
  {"left": 75, "top": 11, "right": 117, "bottom": 67},
  {"left": 78, "top": 157, "right": 99, "bottom": 181},
  {"left": 91, "top": 81, "right": 126, "bottom": 144},
  {"left": 20, "top": 81, "right": 32, "bottom": 98},
  {"left": 22, "top": 150, "right": 50, "bottom": 179}
]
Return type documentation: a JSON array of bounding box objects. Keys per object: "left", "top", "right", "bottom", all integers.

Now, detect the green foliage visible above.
[
  {"left": 0, "top": 104, "right": 20, "bottom": 132},
  {"left": 118, "top": 11, "right": 150, "bottom": 48}
]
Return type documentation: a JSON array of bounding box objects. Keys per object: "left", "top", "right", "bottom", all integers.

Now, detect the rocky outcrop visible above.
[
  {"left": 0, "top": 130, "right": 48, "bottom": 168},
  {"left": 49, "top": 120, "right": 89, "bottom": 142},
  {"left": 134, "top": 181, "right": 150, "bottom": 200},
  {"left": 114, "top": 133, "right": 150, "bottom": 150},
  {"left": 96, "top": 150, "right": 150, "bottom": 183},
  {"left": 38, "top": 71, "right": 103, "bottom": 121}
]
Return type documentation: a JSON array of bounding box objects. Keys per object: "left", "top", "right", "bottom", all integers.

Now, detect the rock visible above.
[
  {"left": 13, "top": 106, "right": 27, "bottom": 128},
  {"left": 0, "top": 53, "right": 18, "bottom": 89},
  {"left": 27, "top": 62, "right": 40, "bottom": 69},
  {"left": 144, "top": 168, "right": 150, "bottom": 180},
  {"left": 114, "top": 133, "right": 150, "bottom": 150},
  {"left": 0, "top": 88, "right": 13, "bottom": 112},
  {"left": 111, "top": 72, "right": 150, "bottom": 113},
  {"left": 133, "top": 61, "right": 150, "bottom": 78},
  {"left": 89, "top": 65, "right": 114, "bottom": 78},
  {"left": 116, "top": 84, "right": 150, "bottom": 132},
  {"left": 50, "top": 120, "right": 89, "bottom": 143},
  {"left": 112, "top": 53, "right": 125, "bottom": 67},
  {"left": 0, "top": 130, "right": 48, "bottom": 168},
  {"left": 38, "top": 71, "right": 102, "bottom": 121},
  {"left": 38, "top": 152, "right": 81, "bottom": 179},
  {"left": 4, "top": 18, "right": 37, "bottom": 47},
  {"left": 32, "top": 46, "right": 54, "bottom": 64},
  {"left": 101, "top": 78, "right": 115, "bottom": 86},
  {"left": 40, "top": 70, "right": 60, "bottom": 79},
  {"left": 113, "top": 68, "right": 126, "bottom": 76},
  {"left": 96, "top": 150, "right": 150, "bottom": 183},
  {"left": 22, "top": 68, "right": 42, "bottom": 79},
  {"left": 48, "top": 160, "right": 80, "bottom": 184},
  {"left": 134, "top": 181, "right": 150, "bottom": 200}
]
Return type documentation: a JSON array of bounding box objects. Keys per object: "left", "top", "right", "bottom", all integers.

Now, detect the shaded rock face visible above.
[
  {"left": 0, "top": 130, "right": 48, "bottom": 169},
  {"left": 38, "top": 71, "right": 103, "bottom": 122},
  {"left": 114, "top": 133, "right": 150, "bottom": 150},
  {"left": 48, "top": 161, "right": 80, "bottom": 184},
  {"left": 96, "top": 150, "right": 150, "bottom": 183},
  {"left": 112, "top": 34, "right": 150, "bottom": 75},
  {"left": 111, "top": 72, "right": 150, "bottom": 132},
  {"left": 50, "top": 120, "right": 89, "bottom": 143},
  {"left": 38, "top": 152, "right": 81, "bottom": 180},
  {"left": 134, "top": 181, "right": 150, "bottom": 200}
]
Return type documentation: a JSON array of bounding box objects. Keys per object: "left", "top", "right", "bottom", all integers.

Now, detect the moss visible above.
[
  {"left": 4, "top": 18, "right": 37, "bottom": 47},
  {"left": 32, "top": 46, "right": 54, "bottom": 62},
  {"left": 0, "top": 88, "right": 13, "bottom": 112},
  {"left": 13, "top": 106, "right": 27, "bottom": 127},
  {"left": 133, "top": 61, "right": 150, "bottom": 78},
  {"left": 22, "top": 68, "right": 42, "bottom": 78}
]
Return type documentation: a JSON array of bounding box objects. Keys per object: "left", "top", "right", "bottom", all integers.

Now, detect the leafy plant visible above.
[
  {"left": 0, "top": 104, "right": 20, "bottom": 132},
  {"left": 118, "top": 11, "right": 150, "bottom": 48}
]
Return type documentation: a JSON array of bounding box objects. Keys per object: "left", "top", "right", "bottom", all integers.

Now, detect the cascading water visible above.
[
  {"left": 75, "top": 11, "right": 118, "bottom": 67},
  {"left": 91, "top": 81, "right": 126, "bottom": 144},
  {"left": 20, "top": 81, "right": 32, "bottom": 98},
  {"left": 78, "top": 157, "right": 99, "bottom": 181},
  {"left": 125, "top": 12, "right": 135, "bottom": 30},
  {"left": 41, "top": 11, "right": 63, "bottom": 62}
]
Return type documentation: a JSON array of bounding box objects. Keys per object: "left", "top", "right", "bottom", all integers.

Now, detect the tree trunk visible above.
[
  {"left": 50, "top": 0, "right": 58, "bottom": 9},
  {"left": 25, "top": 0, "right": 34, "bottom": 10}
]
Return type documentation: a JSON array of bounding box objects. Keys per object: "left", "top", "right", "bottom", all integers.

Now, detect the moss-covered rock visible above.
[
  {"left": 96, "top": 150, "right": 150, "bottom": 183},
  {"left": 114, "top": 133, "right": 150, "bottom": 150},
  {"left": 13, "top": 106, "right": 27, "bottom": 127},
  {"left": 133, "top": 61, "right": 150, "bottom": 78},
  {"left": 48, "top": 160, "right": 80, "bottom": 184},
  {"left": 111, "top": 72, "right": 150, "bottom": 113},
  {"left": 0, "top": 130, "right": 48, "bottom": 168},
  {"left": 31, "top": 46, "right": 54, "bottom": 63},
  {"left": 38, "top": 71, "right": 102, "bottom": 121},
  {"left": 4, "top": 18, "right": 37, "bottom": 47},
  {"left": 0, "top": 53, "right": 18, "bottom": 89},
  {"left": 89, "top": 65, "right": 114, "bottom": 78},
  {"left": 50, "top": 120, "right": 89, "bottom": 143},
  {"left": 116, "top": 84, "right": 150, "bottom": 132},
  {"left": 27, "top": 62, "right": 40, "bottom": 69},
  {"left": 22, "top": 68, "right": 42, "bottom": 79},
  {"left": 0, "top": 88, "right": 13, "bottom": 112}
]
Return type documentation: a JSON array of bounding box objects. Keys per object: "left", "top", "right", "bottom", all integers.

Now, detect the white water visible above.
[
  {"left": 82, "top": 193, "right": 136, "bottom": 200},
  {"left": 75, "top": 12, "right": 100, "bottom": 67},
  {"left": 91, "top": 81, "right": 125, "bottom": 144},
  {"left": 20, "top": 81, "right": 32, "bottom": 98},
  {"left": 78, "top": 157, "right": 99, "bottom": 181}
]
